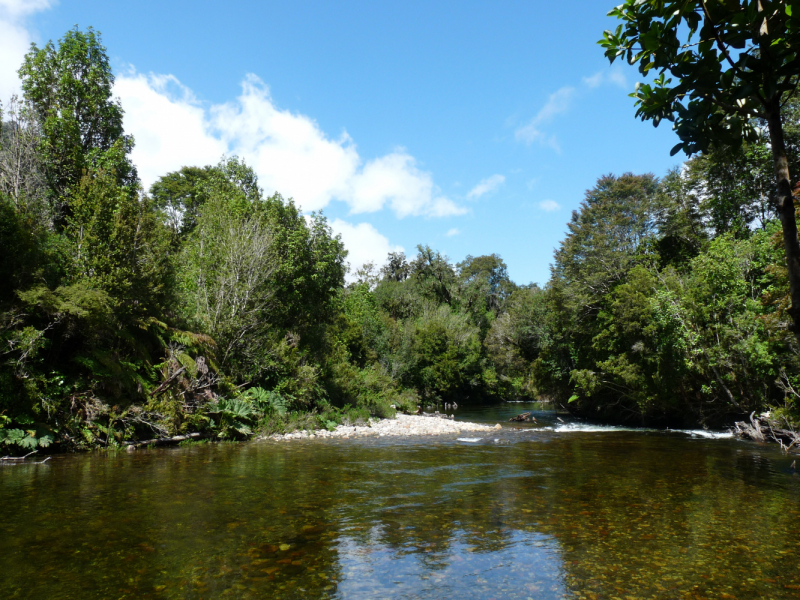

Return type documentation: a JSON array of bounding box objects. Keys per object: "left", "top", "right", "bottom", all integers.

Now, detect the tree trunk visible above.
[{"left": 766, "top": 103, "right": 800, "bottom": 347}]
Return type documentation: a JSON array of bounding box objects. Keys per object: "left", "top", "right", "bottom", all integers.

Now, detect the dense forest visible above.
[{"left": 2, "top": 27, "right": 799, "bottom": 452}]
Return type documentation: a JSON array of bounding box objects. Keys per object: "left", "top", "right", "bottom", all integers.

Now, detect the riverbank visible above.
[{"left": 259, "top": 413, "right": 500, "bottom": 441}]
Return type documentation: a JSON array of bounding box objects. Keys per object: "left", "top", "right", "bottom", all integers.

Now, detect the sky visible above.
[{"left": 0, "top": 0, "right": 685, "bottom": 285}]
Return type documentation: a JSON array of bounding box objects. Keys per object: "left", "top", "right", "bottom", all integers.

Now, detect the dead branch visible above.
[
  {"left": 149, "top": 366, "right": 186, "bottom": 396},
  {"left": 733, "top": 411, "right": 800, "bottom": 452},
  {"left": 0, "top": 450, "right": 38, "bottom": 461}
]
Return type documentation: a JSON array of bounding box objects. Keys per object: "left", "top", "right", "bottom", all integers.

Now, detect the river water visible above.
[{"left": 2, "top": 403, "right": 799, "bottom": 599}]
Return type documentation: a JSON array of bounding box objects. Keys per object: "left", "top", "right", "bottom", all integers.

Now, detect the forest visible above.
[{"left": 2, "top": 26, "right": 800, "bottom": 452}]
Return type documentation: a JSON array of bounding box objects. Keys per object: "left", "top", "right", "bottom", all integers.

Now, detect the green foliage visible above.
[
  {"left": 243, "top": 387, "right": 288, "bottom": 416},
  {"left": 600, "top": 0, "right": 800, "bottom": 155},
  {"left": 207, "top": 397, "right": 257, "bottom": 439},
  {"left": 326, "top": 359, "right": 409, "bottom": 418},
  {"left": 66, "top": 168, "right": 172, "bottom": 315},
  {"left": 484, "top": 286, "right": 549, "bottom": 398},
  {"left": 552, "top": 173, "right": 660, "bottom": 315},
  {"left": 409, "top": 245, "right": 457, "bottom": 305},
  {"left": 532, "top": 170, "right": 798, "bottom": 426},
  {"left": 406, "top": 304, "right": 481, "bottom": 401},
  {"left": 600, "top": 1, "right": 800, "bottom": 345},
  {"left": 0, "top": 413, "right": 54, "bottom": 450},
  {"left": 178, "top": 169, "right": 275, "bottom": 378},
  {"left": 175, "top": 157, "right": 347, "bottom": 385},
  {"left": 19, "top": 27, "right": 135, "bottom": 216},
  {"left": 149, "top": 165, "right": 215, "bottom": 239}
]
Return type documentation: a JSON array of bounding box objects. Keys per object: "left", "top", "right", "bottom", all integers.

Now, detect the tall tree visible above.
[
  {"left": 600, "top": 0, "right": 800, "bottom": 343},
  {"left": 552, "top": 173, "right": 660, "bottom": 318},
  {"left": 19, "top": 26, "right": 134, "bottom": 221}
]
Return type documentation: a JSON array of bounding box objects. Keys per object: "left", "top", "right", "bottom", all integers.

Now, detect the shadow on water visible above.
[{"left": 1, "top": 404, "right": 800, "bottom": 599}]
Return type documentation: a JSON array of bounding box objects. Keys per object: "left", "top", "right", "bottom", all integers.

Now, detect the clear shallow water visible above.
[{"left": 2, "top": 403, "right": 799, "bottom": 599}]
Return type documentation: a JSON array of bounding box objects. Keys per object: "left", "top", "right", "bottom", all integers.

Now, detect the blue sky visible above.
[{"left": 0, "top": 0, "right": 684, "bottom": 285}]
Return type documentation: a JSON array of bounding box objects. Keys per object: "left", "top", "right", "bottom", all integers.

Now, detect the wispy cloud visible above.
[
  {"left": 0, "top": 0, "right": 53, "bottom": 18},
  {"left": 538, "top": 199, "right": 560, "bottom": 212},
  {"left": 583, "top": 68, "right": 628, "bottom": 89},
  {"left": 467, "top": 174, "right": 505, "bottom": 199},
  {"left": 116, "top": 71, "right": 465, "bottom": 218},
  {"left": 515, "top": 86, "right": 575, "bottom": 152},
  {"left": 446, "top": 227, "right": 460, "bottom": 237}
]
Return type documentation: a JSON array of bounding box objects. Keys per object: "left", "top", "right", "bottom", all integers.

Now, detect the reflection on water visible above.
[{"left": 1, "top": 403, "right": 799, "bottom": 599}]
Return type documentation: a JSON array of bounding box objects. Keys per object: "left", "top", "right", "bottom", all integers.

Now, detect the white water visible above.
[
  {"left": 668, "top": 429, "right": 734, "bottom": 439},
  {"left": 553, "top": 423, "right": 658, "bottom": 433},
  {"left": 538, "top": 422, "right": 734, "bottom": 439}
]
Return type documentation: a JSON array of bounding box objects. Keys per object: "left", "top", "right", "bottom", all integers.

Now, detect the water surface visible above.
[{"left": 2, "top": 403, "right": 799, "bottom": 599}]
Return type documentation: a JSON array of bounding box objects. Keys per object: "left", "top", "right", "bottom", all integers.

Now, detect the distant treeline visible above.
[{"left": 1, "top": 28, "right": 798, "bottom": 452}]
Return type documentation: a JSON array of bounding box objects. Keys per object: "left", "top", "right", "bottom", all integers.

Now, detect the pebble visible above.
[{"left": 259, "top": 414, "right": 499, "bottom": 442}]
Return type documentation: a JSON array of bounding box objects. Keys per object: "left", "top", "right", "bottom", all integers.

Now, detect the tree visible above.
[
  {"left": 180, "top": 189, "right": 275, "bottom": 376},
  {"left": 484, "top": 285, "right": 548, "bottom": 398},
  {"left": 149, "top": 165, "right": 214, "bottom": 240},
  {"left": 406, "top": 304, "right": 481, "bottom": 402},
  {"left": 177, "top": 157, "right": 347, "bottom": 382},
  {"left": 552, "top": 173, "right": 660, "bottom": 318},
  {"left": 0, "top": 96, "right": 47, "bottom": 221},
  {"left": 410, "top": 245, "right": 457, "bottom": 305},
  {"left": 19, "top": 27, "right": 134, "bottom": 222},
  {"left": 654, "top": 167, "right": 706, "bottom": 268},
  {"left": 457, "top": 253, "right": 516, "bottom": 313},
  {"left": 66, "top": 162, "right": 172, "bottom": 316},
  {"left": 381, "top": 251, "right": 410, "bottom": 282},
  {"left": 600, "top": 0, "right": 800, "bottom": 342}
]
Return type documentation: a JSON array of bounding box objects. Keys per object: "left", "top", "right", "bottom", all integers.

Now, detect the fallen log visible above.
[
  {"left": 124, "top": 432, "right": 213, "bottom": 449},
  {"left": 733, "top": 412, "right": 800, "bottom": 453}
]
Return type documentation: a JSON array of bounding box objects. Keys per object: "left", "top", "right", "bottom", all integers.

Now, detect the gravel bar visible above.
[{"left": 260, "top": 413, "right": 501, "bottom": 442}]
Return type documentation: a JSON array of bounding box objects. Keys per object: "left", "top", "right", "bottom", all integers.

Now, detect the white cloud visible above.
[
  {"left": 538, "top": 199, "right": 560, "bottom": 212},
  {"left": 329, "top": 218, "right": 403, "bottom": 282},
  {"left": 446, "top": 227, "right": 460, "bottom": 237},
  {"left": 515, "top": 86, "right": 575, "bottom": 151},
  {"left": 116, "top": 71, "right": 463, "bottom": 218},
  {"left": 348, "top": 150, "right": 463, "bottom": 217},
  {"left": 467, "top": 174, "right": 505, "bottom": 199},
  {"left": 583, "top": 68, "right": 628, "bottom": 89},
  {"left": 208, "top": 74, "right": 360, "bottom": 211},
  {"left": 0, "top": 1, "right": 54, "bottom": 100},
  {"left": 116, "top": 72, "right": 227, "bottom": 186}
]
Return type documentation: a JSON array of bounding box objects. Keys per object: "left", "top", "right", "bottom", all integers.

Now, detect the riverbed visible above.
[{"left": 2, "top": 402, "right": 799, "bottom": 599}]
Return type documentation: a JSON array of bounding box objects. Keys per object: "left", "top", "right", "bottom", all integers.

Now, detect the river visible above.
[{"left": 1, "top": 402, "right": 799, "bottom": 599}]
